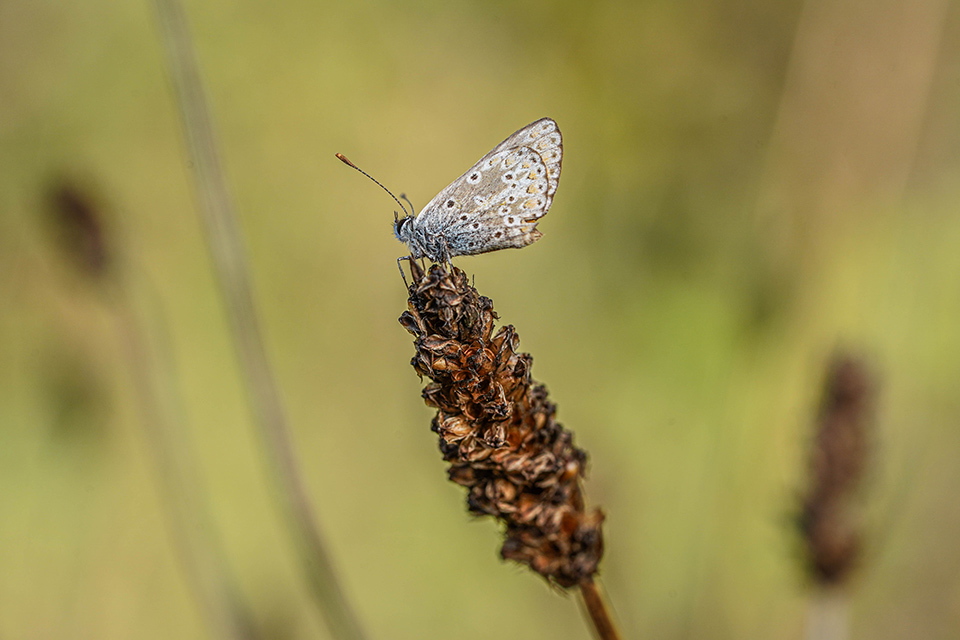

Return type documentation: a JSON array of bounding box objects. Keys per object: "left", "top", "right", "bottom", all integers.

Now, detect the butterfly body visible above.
[{"left": 395, "top": 117, "right": 563, "bottom": 263}]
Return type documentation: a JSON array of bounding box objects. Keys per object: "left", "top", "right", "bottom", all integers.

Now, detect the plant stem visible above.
[
  {"left": 150, "top": 1, "right": 366, "bottom": 638},
  {"left": 805, "top": 588, "right": 850, "bottom": 640},
  {"left": 114, "top": 282, "right": 259, "bottom": 640},
  {"left": 45, "top": 178, "right": 259, "bottom": 640},
  {"left": 579, "top": 579, "right": 622, "bottom": 640}
]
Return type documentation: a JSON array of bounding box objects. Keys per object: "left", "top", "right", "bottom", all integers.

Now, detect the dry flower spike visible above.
[
  {"left": 797, "top": 354, "right": 874, "bottom": 586},
  {"left": 46, "top": 181, "right": 112, "bottom": 280},
  {"left": 399, "top": 260, "right": 605, "bottom": 588}
]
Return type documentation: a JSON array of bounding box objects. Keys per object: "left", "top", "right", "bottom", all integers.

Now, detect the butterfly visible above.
[
  {"left": 338, "top": 118, "right": 562, "bottom": 273},
  {"left": 396, "top": 117, "right": 562, "bottom": 266}
]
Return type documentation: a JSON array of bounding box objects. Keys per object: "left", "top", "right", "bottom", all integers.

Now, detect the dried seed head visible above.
[
  {"left": 797, "top": 354, "right": 874, "bottom": 586},
  {"left": 400, "top": 261, "right": 604, "bottom": 587},
  {"left": 45, "top": 180, "right": 113, "bottom": 280}
]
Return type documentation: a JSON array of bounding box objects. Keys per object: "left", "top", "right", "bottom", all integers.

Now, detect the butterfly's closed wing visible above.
[{"left": 415, "top": 118, "right": 562, "bottom": 257}]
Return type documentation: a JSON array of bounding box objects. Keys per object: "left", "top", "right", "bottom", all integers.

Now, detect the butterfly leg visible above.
[
  {"left": 438, "top": 239, "right": 454, "bottom": 274},
  {"left": 396, "top": 256, "right": 410, "bottom": 289}
]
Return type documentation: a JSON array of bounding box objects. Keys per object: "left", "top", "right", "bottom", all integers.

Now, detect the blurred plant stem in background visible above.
[
  {"left": 114, "top": 289, "right": 262, "bottom": 640},
  {"left": 150, "top": 0, "right": 367, "bottom": 638},
  {"left": 46, "top": 183, "right": 259, "bottom": 640},
  {"left": 756, "top": 0, "right": 949, "bottom": 262},
  {"left": 804, "top": 590, "right": 850, "bottom": 640},
  {"left": 763, "top": 2, "right": 945, "bottom": 629}
]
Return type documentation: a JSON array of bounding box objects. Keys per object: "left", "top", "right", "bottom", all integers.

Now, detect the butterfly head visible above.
[{"left": 394, "top": 211, "right": 414, "bottom": 243}]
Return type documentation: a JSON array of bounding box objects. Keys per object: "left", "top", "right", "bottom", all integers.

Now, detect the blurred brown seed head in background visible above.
[
  {"left": 399, "top": 260, "right": 605, "bottom": 588},
  {"left": 798, "top": 354, "right": 875, "bottom": 586},
  {"left": 45, "top": 181, "right": 113, "bottom": 281}
]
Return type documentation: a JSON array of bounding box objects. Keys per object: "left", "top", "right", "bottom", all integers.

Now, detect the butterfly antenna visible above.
[
  {"left": 399, "top": 193, "right": 416, "bottom": 217},
  {"left": 336, "top": 153, "right": 412, "bottom": 216}
]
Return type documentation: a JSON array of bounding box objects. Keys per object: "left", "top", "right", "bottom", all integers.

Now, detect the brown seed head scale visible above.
[
  {"left": 399, "top": 260, "right": 605, "bottom": 588},
  {"left": 797, "top": 354, "right": 874, "bottom": 586}
]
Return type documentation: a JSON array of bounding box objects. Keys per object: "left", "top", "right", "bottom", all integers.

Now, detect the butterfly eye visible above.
[{"left": 445, "top": 199, "right": 456, "bottom": 209}]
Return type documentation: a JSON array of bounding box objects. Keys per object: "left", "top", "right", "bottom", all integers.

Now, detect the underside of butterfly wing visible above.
[{"left": 412, "top": 118, "right": 563, "bottom": 259}]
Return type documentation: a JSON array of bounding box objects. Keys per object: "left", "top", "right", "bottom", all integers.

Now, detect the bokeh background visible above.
[{"left": 2, "top": 0, "right": 960, "bottom": 638}]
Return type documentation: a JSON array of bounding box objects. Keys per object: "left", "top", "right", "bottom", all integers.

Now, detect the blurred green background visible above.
[{"left": 3, "top": 0, "right": 960, "bottom": 638}]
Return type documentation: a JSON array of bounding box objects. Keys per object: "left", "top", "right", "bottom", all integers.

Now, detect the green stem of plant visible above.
[{"left": 150, "top": 2, "right": 366, "bottom": 639}]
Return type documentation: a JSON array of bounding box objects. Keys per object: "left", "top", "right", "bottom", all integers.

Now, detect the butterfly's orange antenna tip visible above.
[{"left": 335, "top": 153, "right": 357, "bottom": 169}]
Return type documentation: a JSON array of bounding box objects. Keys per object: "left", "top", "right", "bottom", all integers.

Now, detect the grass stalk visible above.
[
  {"left": 149, "top": 3, "right": 366, "bottom": 638},
  {"left": 115, "top": 297, "right": 261, "bottom": 640},
  {"left": 46, "top": 182, "right": 259, "bottom": 640}
]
